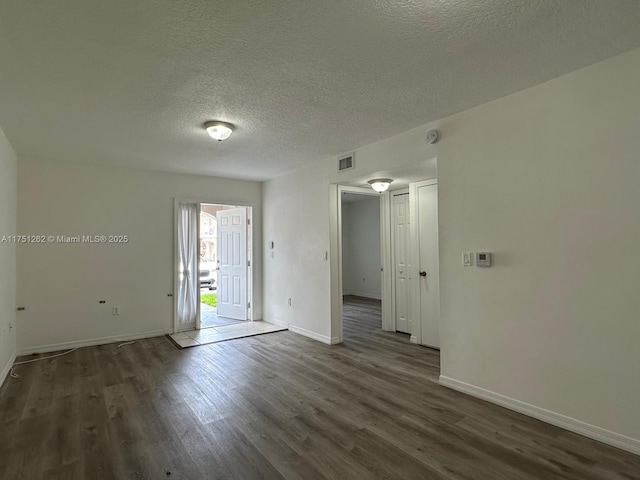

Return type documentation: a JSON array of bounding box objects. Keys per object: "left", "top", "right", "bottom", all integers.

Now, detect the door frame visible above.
[
  {"left": 329, "top": 185, "right": 393, "bottom": 343},
  {"left": 173, "top": 198, "right": 255, "bottom": 333},
  {"left": 408, "top": 178, "right": 438, "bottom": 345}
]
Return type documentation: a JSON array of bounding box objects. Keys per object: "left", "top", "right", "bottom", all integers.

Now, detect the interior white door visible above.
[
  {"left": 392, "top": 192, "right": 410, "bottom": 333},
  {"left": 216, "top": 207, "right": 248, "bottom": 320},
  {"left": 417, "top": 182, "right": 440, "bottom": 348}
]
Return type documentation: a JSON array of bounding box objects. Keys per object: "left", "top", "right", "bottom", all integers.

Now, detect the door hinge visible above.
[
  {"left": 247, "top": 260, "right": 251, "bottom": 267},
  {"left": 247, "top": 218, "right": 251, "bottom": 225},
  {"left": 247, "top": 302, "right": 251, "bottom": 309}
]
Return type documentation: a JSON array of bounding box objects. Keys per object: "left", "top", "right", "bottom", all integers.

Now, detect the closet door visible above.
[
  {"left": 392, "top": 192, "right": 410, "bottom": 334},
  {"left": 416, "top": 181, "right": 440, "bottom": 348}
]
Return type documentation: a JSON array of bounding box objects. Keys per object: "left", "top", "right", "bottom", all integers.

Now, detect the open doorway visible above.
[
  {"left": 199, "top": 203, "right": 252, "bottom": 329},
  {"left": 341, "top": 193, "right": 382, "bottom": 300},
  {"left": 331, "top": 173, "right": 439, "bottom": 347},
  {"left": 174, "top": 201, "right": 253, "bottom": 333},
  {"left": 340, "top": 190, "right": 385, "bottom": 340}
]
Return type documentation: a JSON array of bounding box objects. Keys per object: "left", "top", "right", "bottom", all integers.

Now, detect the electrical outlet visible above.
[
  {"left": 287, "top": 298, "right": 292, "bottom": 306},
  {"left": 112, "top": 306, "right": 120, "bottom": 315}
]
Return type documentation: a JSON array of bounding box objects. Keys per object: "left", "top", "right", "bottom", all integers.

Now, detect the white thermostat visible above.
[{"left": 476, "top": 252, "right": 492, "bottom": 267}]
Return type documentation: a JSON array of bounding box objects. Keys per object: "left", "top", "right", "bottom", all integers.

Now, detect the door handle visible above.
[{"left": 419, "top": 271, "right": 427, "bottom": 277}]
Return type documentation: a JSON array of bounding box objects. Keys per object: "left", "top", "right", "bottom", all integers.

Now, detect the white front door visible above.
[
  {"left": 392, "top": 192, "right": 410, "bottom": 334},
  {"left": 216, "top": 207, "right": 248, "bottom": 320},
  {"left": 416, "top": 181, "right": 440, "bottom": 348}
]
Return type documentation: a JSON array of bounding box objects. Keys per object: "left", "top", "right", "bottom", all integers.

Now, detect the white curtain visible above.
[{"left": 177, "top": 203, "right": 198, "bottom": 326}]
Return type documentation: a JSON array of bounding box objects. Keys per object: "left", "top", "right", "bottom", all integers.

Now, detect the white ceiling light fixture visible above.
[
  {"left": 368, "top": 178, "right": 393, "bottom": 193},
  {"left": 204, "top": 121, "right": 234, "bottom": 141}
]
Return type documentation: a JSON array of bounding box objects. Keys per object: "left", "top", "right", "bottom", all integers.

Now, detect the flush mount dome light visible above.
[
  {"left": 368, "top": 178, "right": 393, "bottom": 193},
  {"left": 204, "top": 121, "right": 234, "bottom": 141}
]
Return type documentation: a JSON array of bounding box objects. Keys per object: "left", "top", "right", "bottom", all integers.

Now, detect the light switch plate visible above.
[{"left": 462, "top": 252, "right": 472, "bottom": 267}]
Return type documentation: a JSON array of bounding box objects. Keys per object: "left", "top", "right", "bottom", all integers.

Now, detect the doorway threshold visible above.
[
  {"left": 169, "top": 321, "right": 287, "bottom": 348},
  {"left": 200, "top": 305, "right": 244, "bottom": 328}
]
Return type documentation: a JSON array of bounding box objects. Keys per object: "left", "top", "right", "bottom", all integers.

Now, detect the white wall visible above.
[
  {"left": 262, "top": 165, "right": 333, "bottom": 340},
  {"left": 437, "top": 49, "right": 640, "bottom": 447},
  {"left": 341, "top": 201, "right": 354, "bottom": 295},
  {"left": 263, "top": 48, "right": 640, "bottom": 450},
  {"left": 17, "top": 159, "right": 262, "bottom": 353},
  {"left": 342, "top": 198, "right": 381, "bottom": 299},
  {"left": 0, "top": 127, "right": 17, "bottom": 385}
]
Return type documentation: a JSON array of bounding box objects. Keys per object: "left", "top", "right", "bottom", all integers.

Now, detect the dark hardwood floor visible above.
[{"left": 1, "top": 295, "right": 639, "bottom": 479}]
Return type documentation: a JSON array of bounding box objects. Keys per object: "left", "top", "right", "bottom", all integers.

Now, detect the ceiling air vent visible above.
[{"left": 338, "top": 153, "right": 355, "bottom": 172}]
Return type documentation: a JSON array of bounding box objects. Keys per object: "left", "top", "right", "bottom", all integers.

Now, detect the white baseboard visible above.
[
  {"left": 0, "top": 350, "right": 17, "bottom": 388},
  {"left": 439, "top": 375, "right": 640, "bottom": 456},
  {"left": 18, "top": 329, "right": 172, "bottom": 356},
  {"left": 288, "top": 324, "right": 341, "bottom": 345},
  {"left": 263, "top": 316, "right": 289, "bottom": 328}
]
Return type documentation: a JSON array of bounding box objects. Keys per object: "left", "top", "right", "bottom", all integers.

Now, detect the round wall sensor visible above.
[{"left": 426, "top": 129, "right": 440, "bottom": 144}]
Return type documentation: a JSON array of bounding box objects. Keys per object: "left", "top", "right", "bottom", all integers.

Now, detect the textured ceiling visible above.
[{"left": 1, "top": 1, "right": 640, "bottom": 181}]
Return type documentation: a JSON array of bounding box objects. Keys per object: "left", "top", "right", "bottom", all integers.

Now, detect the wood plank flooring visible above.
[{"left": 1, "top": 295, "right": 639, "bottom": 479}]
